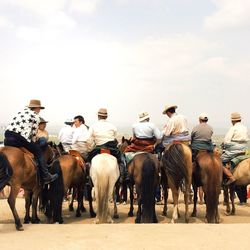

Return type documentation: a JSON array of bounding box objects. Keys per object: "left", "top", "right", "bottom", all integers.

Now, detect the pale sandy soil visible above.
[{"left": 1, "top": 193, "right": 250, "bottom": 249}]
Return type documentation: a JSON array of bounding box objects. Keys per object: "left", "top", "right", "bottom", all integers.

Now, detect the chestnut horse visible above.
[
  {"left": 191, "top": 150, "right": 222, "bottom": 223},
  {"left": 0, "top": 145, "right": 54, "bottom": 231},
  {"left": 42, "top": 152, "right": 96, "bottom": 223},
  {"left": 161, "top": 143, "right": 193, "bottom": 223}
]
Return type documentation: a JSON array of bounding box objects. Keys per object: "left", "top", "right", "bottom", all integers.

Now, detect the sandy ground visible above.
[{"left": 1, "top": 193, "right": 250, "bottom": 249}]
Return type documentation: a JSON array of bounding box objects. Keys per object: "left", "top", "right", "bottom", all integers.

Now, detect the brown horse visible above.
[
  {"left": 161, "top": 143, "right": 193, "bottom": 223},
  {"left": 191, "top": 150, "right": 222, "bottom": 223},
  {"left": 42, "top": 152, "right": 96, "bottom": 223},
  {"left": 0, "top": 145, "right": 54, "bottom": 231},
  {"left": 224, "top": 158, "right": 250, "bottom": 215},
  {"left": 127, "top": 152, "right": 160, "bottom": 223}
]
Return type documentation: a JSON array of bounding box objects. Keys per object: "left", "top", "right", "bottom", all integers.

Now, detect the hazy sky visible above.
[{"left": 0, "top": 0, "right": 250, "bottom": 133}]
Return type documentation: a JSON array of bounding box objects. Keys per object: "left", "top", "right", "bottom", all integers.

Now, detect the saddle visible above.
[{"left": 68, "top": 150, "right": 85, "bottom": 170}]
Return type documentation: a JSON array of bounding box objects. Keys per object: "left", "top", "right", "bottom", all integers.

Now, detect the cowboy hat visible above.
[
  {"left": 39, "top": 117, "right": 48, "bottom": 124},
  {"left": 162, "top": 105, "right": 177, "bottom": 114},
  {"left": 139, "top": 111, "right": 150, "bottom": 122},
  {"left": 199, "top": 113, "right": 208, "bottom": 121},
  {"left": 27, "top": 99, "right": 45, "bottom": 109},
  {"left": 231, "top": 112, "right": 241, "bottom": 121},
  {"left": 98, "top": 108, "right": 108, "bottom": 117}
]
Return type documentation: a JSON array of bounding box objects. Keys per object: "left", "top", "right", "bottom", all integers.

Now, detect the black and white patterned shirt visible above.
[{"left": 6, "top": 107, "right": 40, "bottom": 142}]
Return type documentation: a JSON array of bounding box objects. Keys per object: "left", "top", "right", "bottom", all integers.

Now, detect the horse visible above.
[
  {"left": 223, "top": 158, "right": 250, "bottom": 215},
  {"left": 90, "top": 153, "right": 120, "bottom": 223},
  {"left": 42, "top": 151, "right": 96, "bottom": 223},
  {"left": 119, "top": 137, "right": 160, "bottom": 223},
  {"left": 0, "top": 145, "right": 55, "bottom": 231},
  {"left": 161, "top": 142, "right": 193, "bottom": 223},
  {"left": 191, "top": 150, "right": 222, "bottom": 223}
]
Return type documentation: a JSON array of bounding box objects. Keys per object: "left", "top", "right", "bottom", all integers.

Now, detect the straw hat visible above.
[
  {"left": 199, "top": 113, "right": 208, "bottom": 121},
  {"left": 39, "top": 117, "right": 48, "bottom": 124},
  {"left": 98, "top": 108, "right": 108, "bottom": 117},
  {"left": 162, "top": 105, "right": 177, "bottom": 114},
  {"left": 231, "top": 112, "right": 241, "bottom": 121},
  {"left": 27, "top": 99, "right": 45, "bottom": 109},
  {"left": 139, "top": 111, "right": 150, "bottom": 122}
]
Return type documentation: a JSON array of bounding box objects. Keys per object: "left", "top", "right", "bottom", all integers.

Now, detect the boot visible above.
[
  {"left": 223, "top": 166, "right": 236, "bottom": 185},
  {"left": 37, "top": 156, "right": 58, "bottom": 185}
]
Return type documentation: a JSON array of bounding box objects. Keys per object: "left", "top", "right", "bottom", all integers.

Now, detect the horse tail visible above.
[
  {"left": 96, "top": 170, "right": 110, "bottom": 223},
  {"left": 202, "top": 153, "right": 221, "bottom": 223},
  {"left": 0, "top": 152, "right": 13, "bottom": 191},
  {"left": 49, "top": 160, "right": 64, "bottom": 223},
  {"left": 141, "top": 155, "right": 156, "bottom": 223},
  {"left": 162, "top": 144, "right": 187, "bottom": 186}
]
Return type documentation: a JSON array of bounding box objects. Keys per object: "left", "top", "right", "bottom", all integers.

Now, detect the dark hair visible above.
[
  {"left": 74, "top": 115, "right": 85, "bottom": 124},
  {"left": 167, "top": 107, "right": 176, "bottom": 114}
]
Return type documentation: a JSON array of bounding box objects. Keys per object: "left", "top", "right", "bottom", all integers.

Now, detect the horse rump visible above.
[{"left": 0, "top": 152, "right": 13, "bottom": 191}]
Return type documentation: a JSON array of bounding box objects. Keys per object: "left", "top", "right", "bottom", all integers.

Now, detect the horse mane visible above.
[{"left": 162, "top": 143, "right": 187, "bottom": 186}]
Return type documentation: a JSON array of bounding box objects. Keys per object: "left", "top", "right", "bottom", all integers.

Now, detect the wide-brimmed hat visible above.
[
  {"left": 231, "top": 112, "right": 241, "bottom": 121},
  {"left": 39, "top": 117, "right": 48, "bottom": 124},
  {"left": 199, "top": 113, "right": 208, "bottom": 121},
  {"left": 27, "top": 99, "right": 45, "bottom": 109},
  {"left": 139, "top": 111, "right": 150, "bottom": 122},
  {"left": 98, "top": 108, "right": 108, "bottom": 117},
  {"left": 65, "top": 118, "right": 74, "bottom": 125},
  {"left": 162, "top": 104, "right": 177, "bottom": 114}
]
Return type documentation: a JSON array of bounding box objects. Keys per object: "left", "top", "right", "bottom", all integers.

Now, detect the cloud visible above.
[
  {"left": 69, "top": 0, "right": 100, "bottom": 14},
  {"left": 205, "top": 0, "right": 250, "bottom": 30},
  {"left": 0, "top": 16, "right": 12, "bottom": 28}
]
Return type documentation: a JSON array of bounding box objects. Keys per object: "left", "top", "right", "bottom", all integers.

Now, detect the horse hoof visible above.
[
  {"left": 76, "top": 213, "right": 81, "bottom": 218},
  {"left": 135, "top": 218, "right": 140, "bottom": 223},
  {"left": 185, "top": 218, "right": 189, "bottom": 223},
  {"left": 24, "top": 218, "right": 30, "bottom": 224},
  {"left": 81, "top": 207, "right": 87, "bottom": 213},
  {"left": 191, "top": 212, "right": 196, "bottom": 217},
  {"left": 162, "top": 211, "right": 167, "bottom": 217},
  {"left": 69, "top": 206, "right": 74, "bottom": 212},
  {"left": 16, "top": 225, "right": 24, "bottom": 231},
  {"left": 113, "top": 214, "right": 119, "bottom": 219},
  {"left": 31, "top": 219, "right": 40, "bottom": 224},
  {"left": 128, "top": 211, "right": 134, "bottom": 217}
]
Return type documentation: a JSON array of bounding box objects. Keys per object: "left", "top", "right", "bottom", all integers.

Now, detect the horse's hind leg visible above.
[
  {"left": 170, "top": 185, "right": 179, "bottom": 224},
  {"left": 191, "top": 183, "right": 198, "bottom": 217},
  {"left": 223, "top": 185, "right": 231, "bottom": 215},
  {"left": 113, "top": 186, "right": 119, "bottom": 219},
  {"left": 69, "top": 188, "right": 76, "bottom": 211},
  {"left": 24, "top": 191, "right": 32, "bottom": 224},
  {"left": 31, "top": 189, "right": 41, "bottom": 223},
  {"left": 86, "top": 184, "right": 96, "bottom": 218},
  {"left": 8, "top": 185, "right": 23, "bottom": 231},
  {"left": 128, "top": 183, "right": 134, "bottom": 217},
  {"left": 229, "top": 186, "right": 235, "bottom": 215},
  {"left": 76, "top": 186, "right": 84, "bottom": 217}
]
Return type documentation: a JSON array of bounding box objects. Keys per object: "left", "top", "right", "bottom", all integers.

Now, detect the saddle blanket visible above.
[{"left": 231, "top": 154, "right": 250, "bottom": 170}]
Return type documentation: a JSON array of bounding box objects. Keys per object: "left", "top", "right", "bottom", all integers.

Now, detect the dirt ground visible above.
[{"left": 1, "top": 192, "right": 250, "bottom": 249}]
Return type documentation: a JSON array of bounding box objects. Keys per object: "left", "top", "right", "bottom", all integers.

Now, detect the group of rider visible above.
[{"left": 3, "top": 99, "right": 249, "bottom": 186}]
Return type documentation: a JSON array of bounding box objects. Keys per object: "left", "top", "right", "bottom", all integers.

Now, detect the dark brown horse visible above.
[
  {"left": 42, "top": 151, "right": 96, "bottom": 223},
  {"left": 0, "top": 145, "right": 54, "bottom": 230},
  {"left": 127, "top": 152, "right": 160, "bottom": 223},
  {"left": 161, "top": 143, "right": 193, "bottom": 223},
  {"left": 191, "top": 150, "right": 222, "bottom": 223}
]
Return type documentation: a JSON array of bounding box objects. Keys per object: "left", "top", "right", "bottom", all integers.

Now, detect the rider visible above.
[
  {"left": 87, "top": 108, "right": 126, "bottom": 180},
  {"left": 124, "top": 111, "right": 162, "bottom": 153},
  {"left": 71, "top": 115, "right": 89, "bottom": 159},
  {"left": 58, "top": 118, "right": 75, "bottom": 152},
  {"left": 190, "top": 113, "right": 214, "bottom": 161},
  {"left": 4, "top": 100, "right": 58, "bottom": 184},
  {"left": 221, "top": 112, "right": 249, "bottom": 185},
  {"left": 35, "top": 117, "right": 49, "bottom": 149},
  {"left": 162, "top": 104, "right": 190, "bottom": 147}
]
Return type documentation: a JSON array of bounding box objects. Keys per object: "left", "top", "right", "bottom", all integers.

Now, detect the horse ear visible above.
[{"left": 122, "top": 136, "right": 125, "bottom": 143}]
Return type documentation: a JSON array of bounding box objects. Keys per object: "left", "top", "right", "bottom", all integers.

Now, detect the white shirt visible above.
[
  {"left": 87, "top": 119, "right": 117, "bottom": 149},
  {"left": 224, "top": 122, "right": 249, "bottom": 144},
  {"left": 72, "top": 124, "right": 89, "bottom": 144},
  {"left": 163, "top": 113, "right": 189, "bottom": 136},
  {"left": 58, "top": 125, "right": 74, "bottom": 144},
  {"left": 132, "top": 121, "right": 162, "bottom": 139}
]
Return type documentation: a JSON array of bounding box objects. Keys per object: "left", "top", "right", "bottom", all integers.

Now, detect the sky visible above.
[{"left": 0, "top": 0, "right": 250, "bottom": 134}]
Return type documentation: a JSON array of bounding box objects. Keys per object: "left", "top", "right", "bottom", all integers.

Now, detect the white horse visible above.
[{"left": 90, "top": 153, "right": 120, "bottom": 223}]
